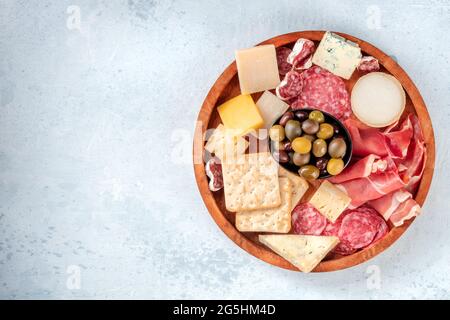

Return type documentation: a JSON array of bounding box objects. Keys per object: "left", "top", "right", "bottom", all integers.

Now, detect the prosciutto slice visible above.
[
  {"left": 368, "top": 189, "right": 413, "bottom": 220},
  {"left": 384, "top": 116, "right": 414, "bottom": 159},
  {"left": 400, "top": 114, "right": 426, "bottom": 193},
  {"left": 337, "top": 169, "right": 405, "bottom": 209},
  {"left": 345, "top": 119, "right": 389, "bottom": 157},
  {"left": 337, "top": 114, "right": 425, "bottom": 226},
  {"left": 389, "top": 198, "right": 421, "bottom": 227},
  {"left": 329, "top": 154, "right": 387, "bottom": 184}
]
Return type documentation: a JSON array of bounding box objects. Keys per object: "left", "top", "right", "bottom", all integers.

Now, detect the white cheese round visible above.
[{"left": 351, "top": 72, "right": 406, "bottom": 127}]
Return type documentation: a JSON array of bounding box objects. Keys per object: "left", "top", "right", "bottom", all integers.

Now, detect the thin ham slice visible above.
[
  {"left": 400, "top": 114, "right": 426, "bottom": 193},
  {"left": 329, "top": 154, "right": 387, "bottom": 184},
  {"left": 389, "top": 198, "right": 421, "bottom": 227},
  {"left": 345, "top": 119, "right": 389, "bottom": 157},
  {"left": 384, "top": 116, "right": 413, "bottom": 158},
  {"left": 368, "top": 189, "right": 412, "bottom": 220},
  {"left": 337, "top": 169, "right": 405, "bottom": 208}
]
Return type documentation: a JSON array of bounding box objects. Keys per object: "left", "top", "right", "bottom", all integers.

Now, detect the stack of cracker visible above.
[{"left": 221, "top": 152, "right": 309, "bottom": 233}]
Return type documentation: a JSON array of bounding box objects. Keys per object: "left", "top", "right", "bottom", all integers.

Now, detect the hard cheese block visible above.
[
  {"left": 204, "top": 124, "right": 249, "bottom": 160},
  {"left": 312, "top": 32, "right": 362, "bottom": 80},
  {"left": 217, "top": 94, "right": 264, "bottom": 137},
  {"left": 308, "top": 180, "right": 351, "bottom": 223},
  {"left": 256, "top": 91, "right": 290, "bottom": 129},
  {"left": 235, "top": 177, "right": 292, "bottom": 233},
  {"left": 259, "top": 234, "right": 339, "bottom": 273},
  {"left": 236, "top": 45, "right": 281, "bottom": 94}
]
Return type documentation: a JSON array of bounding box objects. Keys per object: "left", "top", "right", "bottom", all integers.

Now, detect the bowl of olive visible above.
[{"left": 269, "top": 109, "right": 353, "bottom": 180}]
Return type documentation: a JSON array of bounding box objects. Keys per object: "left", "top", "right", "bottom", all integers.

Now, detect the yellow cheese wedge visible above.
[{"left": 217, "top": 94, "right": 264, "bottom": 136}]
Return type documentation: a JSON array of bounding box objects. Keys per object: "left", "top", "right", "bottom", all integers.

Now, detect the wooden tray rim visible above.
[{"left": 193, "top": 30, "right": 436, "bottom": 272}]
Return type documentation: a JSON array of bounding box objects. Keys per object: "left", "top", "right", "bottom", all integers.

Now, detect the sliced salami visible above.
[
  {"left": 368, "top": 210, "right": 389, "bottom": 244},
  {"left": 276, "top": 70, "right": 303, "bottom": 101},
  {"left": 322, "top": 211, "right": 348, "bottom": 237},
  {"left": 292, "top": 203, "right": 327, "bottom": 236},
  {"left": 287, "top": 38, "right": 315, "bottom": 71},
  {"left": 358, "top": 56, "right": 380, "bottom": 73},
  {"left": 338, "top": 208, "right": 379, "bottom": 249},
  {"left": 333, "top": 241, "right": 357, "bottom": 256},
  {"left": 276, "top": 47, "right": 293, "bottom": 76},
  {"left": 291, "top": 66, "right": 351, "bottom": 120}
]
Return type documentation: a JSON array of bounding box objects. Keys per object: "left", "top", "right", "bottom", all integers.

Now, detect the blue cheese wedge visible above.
[
  {"left": 308, "top": 181, "right": 351, "bottom": 223},
  {"left": 259, "top": 234, "right": 339, "bottom": 273},
  {"left": 312, "top": 32, "right": 362, "bottom": 79}
]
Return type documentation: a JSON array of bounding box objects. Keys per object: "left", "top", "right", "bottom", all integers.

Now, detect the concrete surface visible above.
[{"left": 0, "top": 0, "right": 449, "bottom": 299}]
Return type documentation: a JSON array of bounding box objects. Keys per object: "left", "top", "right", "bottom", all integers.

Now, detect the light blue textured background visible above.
[{"left": 0, "top": 0, "right": 449, "bottom": 299}]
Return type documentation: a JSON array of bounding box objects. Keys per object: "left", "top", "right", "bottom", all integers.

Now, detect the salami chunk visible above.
[
  {"left": 291, "top": 66, "right": 351, "bottom": 120},
  {"left": 205, "top": 156, "right": 223, "bottom": 192},
  {"left": 276, "top": 70, "right": 303, "bottom": 101},
  {"left": 338, "top": 208, "right": 379, "bottom": 249},
  {"left": 276, "top": 47, "right": 293, "bottom": 76},
  {"left": 358, "top": 56, "right": 380, "bottom": 73},
  {"left": 287, "top": 38, "right": 315, "bottom": 71},
  {"left": 292, "top": 203, "right": 327, "bottom": 236}
]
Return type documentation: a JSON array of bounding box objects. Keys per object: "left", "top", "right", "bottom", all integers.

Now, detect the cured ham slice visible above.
[
  {"left": 389, "top": 198, "right": 421, "bottom": 227},
  {"left": 400, "top": 115, "right": 426, "bottom": 193},
  {"left": 337, "top": 169, "right": 405, "bottom": 208},
  {"left": 384, "top": 116, "right": 413, "bottom": 159},
  {"left": 338, "top": 114, "right": 426, "bottom": 225},
  {"left": 368, "top": 188, "right": 421, "bottom": 226},
  {"left": 368, "top": 189, "right": 412, "bottom": 220},
  {"left": 329, "top": 154, "right": 387, "bottom": 184},
  {"left": 344, "top": 119, "right": 389, "bottom": 157}
]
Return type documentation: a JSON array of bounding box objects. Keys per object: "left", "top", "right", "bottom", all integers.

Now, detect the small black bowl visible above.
[{"left": 269, "top": 108, "right": 353, "bottom": 179}]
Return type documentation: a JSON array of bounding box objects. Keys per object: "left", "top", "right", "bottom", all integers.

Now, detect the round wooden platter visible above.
[{"left": 193, "top": 31, "right": 435, "bottom": 272}]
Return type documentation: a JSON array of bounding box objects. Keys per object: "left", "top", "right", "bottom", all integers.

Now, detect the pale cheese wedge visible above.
[
  {"left": 278, "top": 166, "right": 309, "bottom": 208},
  {"left": 308, "top": 181, "right": 351, "bottom": 223},
  {"left": 259, "top": 234, "right": 339, "bottom": 273},
  {"left": 256, "top": 91, "right": 290, "bottom": 129}
]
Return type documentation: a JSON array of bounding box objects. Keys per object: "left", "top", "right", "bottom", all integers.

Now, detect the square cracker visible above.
[
  {"left": 278, "top": 166, "right": 309, "bottom": 208},
  {"left": 222, "top": 152, "right": 280, "bottom": 212},
  {"left": 235, "top": 177, "right": 292, "bottom": 233},
  {"left": 204, "top": 124, "right": 248, "bottom": 160}
]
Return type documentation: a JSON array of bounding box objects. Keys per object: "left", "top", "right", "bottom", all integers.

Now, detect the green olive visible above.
[
  {"left": 316, "top": 123, "right": 334, "bottom": 140},
  {"left": 312, "top": 139, "right": 327, "bottom": 157},
  {"left": 328, "top": 138, "right": 347, "bottom": 158},
  {"left": 301, "top": 119, "right": 319, "bottom": 135},
  {"left": 327, "top": 158, "right": 345, "bottom": 176},
  {"left": 293, "top": 152, "right": 311, "bottom": 166},
  {"left": 285, "top": 120, "right": 302, "bottom": 141},
  {"left": 292, "top": 137, "right": 312, "bottom": 154},
  {"left": 298, "top": 165, "right": 320, "bottom": 180},
  {"left": 309, "top": 110, "right": 325, "bottom": 123},
  {"left": 269, "top": 125, "right": 285, "bottom": 142}
]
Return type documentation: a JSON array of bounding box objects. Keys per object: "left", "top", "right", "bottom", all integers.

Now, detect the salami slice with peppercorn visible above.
[{"left": 292, "top": 203, "right": 327, "bottom": 236}]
